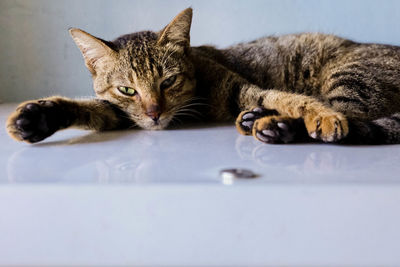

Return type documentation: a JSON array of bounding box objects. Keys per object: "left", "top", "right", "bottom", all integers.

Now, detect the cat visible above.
[{"left": 6, "top": 8, "right": 400, "bottom": 144}]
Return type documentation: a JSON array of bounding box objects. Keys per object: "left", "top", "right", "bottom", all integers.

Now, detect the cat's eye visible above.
[
  {"left": 117, "top": 86, "right": 136, "bottom": 96},
  {"left": 160, "top": 75, "right": 177, "bottom": 90}
]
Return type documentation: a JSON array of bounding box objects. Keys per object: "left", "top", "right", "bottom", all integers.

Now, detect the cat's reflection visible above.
[
  {"left": 235, "top": 135, "right": 400, "bottom": 182},
  {"left": 6, "top": 129, "right": 218, "bottom": 183},
  {"left": 7, "top": 131, "right": 160, "bottom": 183},
  {"left": 7, "top": 129, "right": 400, "bottom": 184}
]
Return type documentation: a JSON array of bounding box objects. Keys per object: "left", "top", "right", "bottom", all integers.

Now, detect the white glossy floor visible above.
[{"left": 1, "top": 103, "right": 400, "bottom": 266}]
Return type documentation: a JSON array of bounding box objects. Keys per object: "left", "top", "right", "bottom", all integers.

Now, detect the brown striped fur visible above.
[{"left": 6, "top": 8, "right": 400, "bottom": 144}]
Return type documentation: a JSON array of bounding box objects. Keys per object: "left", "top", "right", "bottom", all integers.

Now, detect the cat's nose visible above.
[
  {"left": 147, "top": 112, "right": 161, "bottom": 122},
  {"left": 145, "top": 104, "right": 161, "bottom": 122}
]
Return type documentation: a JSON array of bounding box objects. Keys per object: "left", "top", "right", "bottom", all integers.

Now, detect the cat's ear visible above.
[
  {"left": 69, "top": 28, "right": 116, "bottom": 74},
  {"left": 157, "top": 8, "right": 193, "bottom": 52}
]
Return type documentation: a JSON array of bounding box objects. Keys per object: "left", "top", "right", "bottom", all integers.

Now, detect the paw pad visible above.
[
  {"left": 6, "top": 100, "right": 65, "bottom": 143},
  {"left": 253, "top": 116, "right": 302, "bottom": 144},
  {"left": 235, "top": 107, "right": 278, "bottom": 135}
]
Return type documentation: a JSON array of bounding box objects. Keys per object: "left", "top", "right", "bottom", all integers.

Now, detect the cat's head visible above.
[{"left": 69, "top": 8, "right": 196, "bottom": 130}]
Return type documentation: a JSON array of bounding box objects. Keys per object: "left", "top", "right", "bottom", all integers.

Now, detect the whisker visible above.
[
  {"left": 174, "top": 112, "right": 202, "bottom": 120},
  {"left": 176, "top": 108, "right": 204, "bottom": 116},
  {"left": 179, "top": 103, "right": 210, "bottom": 109},
  {"left": 165, "top": 95, "right": 210, "bottom": 125},
  {"left": 169, "top": 116, "right": 183, "bottom": 127},
  {"left": 174, "top": 109, "right": 203, "bottom": 117}
]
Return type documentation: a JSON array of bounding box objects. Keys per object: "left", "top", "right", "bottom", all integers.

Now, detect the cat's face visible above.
[{"left": 70, "top": 8, "right": 195, "bottom": 129}]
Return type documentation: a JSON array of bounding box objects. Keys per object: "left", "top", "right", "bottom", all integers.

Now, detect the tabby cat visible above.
[{"left": 6, "top": 8, "right": 400, "bottom": 144}]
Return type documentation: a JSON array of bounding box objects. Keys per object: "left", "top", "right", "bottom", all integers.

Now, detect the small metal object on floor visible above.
[{"left": 220, "top": 168, "right": 258, "bottom": 185}]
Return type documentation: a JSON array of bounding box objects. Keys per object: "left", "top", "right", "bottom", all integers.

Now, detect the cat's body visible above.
[
  {"left": 6, "top": 8, "right": 400, "bottom": 144},
  {"left": 203, "top": 34, "right": 400, "bottom": 119}
]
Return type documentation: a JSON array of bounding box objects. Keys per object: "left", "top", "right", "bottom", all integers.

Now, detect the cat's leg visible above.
[
  {"left": 319, "top": 67, "right": 400, "bottom": 144},
  {"left": 6, "top": 96, "right": 133, "bottom": 143},
  {"left": 238, "top": 86, "right": 349, "bottom": 143},
  {"left": 343, "top": 114, "right": 400, "bottom": 144}
]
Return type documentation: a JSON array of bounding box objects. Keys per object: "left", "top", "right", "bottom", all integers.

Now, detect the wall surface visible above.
[{"left": 1, "top": 0, "right": 400, "bottom": 102}]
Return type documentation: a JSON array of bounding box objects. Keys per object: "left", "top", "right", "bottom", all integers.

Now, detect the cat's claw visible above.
[
  {"left": 6, "top": 100, "right": 68, "bottom": 143},
  {"left": 235, "top": 107, "right": 278, "bottom": 135}
]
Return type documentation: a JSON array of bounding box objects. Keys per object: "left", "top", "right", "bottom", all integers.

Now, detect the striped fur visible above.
[{"left": 6, "top": 8, "right": 400, "bottom": 144}]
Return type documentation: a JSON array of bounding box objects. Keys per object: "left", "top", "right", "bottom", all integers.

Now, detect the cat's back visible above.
[
  {"left": 227, "top": 33, "right": 354, "bottom": 68},
  {"left": 229, "top": 32, "right": 352, "bottom": 56},
  {"left": 192, "top": 32, "right": 400, "bottom": 94},
  {"left": 193, "top": 33, "right": 355, "bottom": 89}
]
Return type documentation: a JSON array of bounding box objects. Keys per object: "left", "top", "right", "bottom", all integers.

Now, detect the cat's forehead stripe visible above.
[
  {"left": 128, "top": 46, "right": 158, "bottom": 77},
  {"left": 113, "top": 31, "right": 159, "bottom": 77},
  {"left": 113, "top": 31, "right": 184, "bottom": 79}
]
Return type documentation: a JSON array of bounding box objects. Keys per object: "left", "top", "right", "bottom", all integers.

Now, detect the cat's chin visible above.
[
  {"left": 136, "top": 118, "right": 171, "bottom": 130},
  {"left": 145, "top": 124, "right": 167, "bottom": 130}
]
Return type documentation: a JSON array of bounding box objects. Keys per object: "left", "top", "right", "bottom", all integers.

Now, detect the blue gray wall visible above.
[{"left": 1, "top": 0, "right": 400, "bottom": 102}]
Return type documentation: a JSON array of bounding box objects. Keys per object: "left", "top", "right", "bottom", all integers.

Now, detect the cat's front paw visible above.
[
  {"left": 304, "top": 112, "right": 348, "bottom": 142},
  {"left": 235, "top": 107, "right": 278, "bottom": 135},
  {"left": 6, "top": 100, "right": 68, "bottom": 143},
  {"left": 252, "top": 116, "right": 305, "bottom": 144}
]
